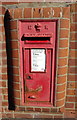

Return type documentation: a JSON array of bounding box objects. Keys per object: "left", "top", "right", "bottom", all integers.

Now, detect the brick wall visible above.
[
  {"left": 0, "top": 2, "right": 8, "bottom": 119},
  {"left": 0, "top": 2, "right": 77, "bottom": 119},
  {"left": 64, "top": 3, "right": 77, "bottom": 118}
]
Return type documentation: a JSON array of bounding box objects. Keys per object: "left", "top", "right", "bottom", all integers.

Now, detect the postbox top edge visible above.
[{"left": 19, "top": 19, "right": 58, "bottom": 23}]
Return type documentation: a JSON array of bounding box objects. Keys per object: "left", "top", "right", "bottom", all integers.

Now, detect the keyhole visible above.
[{"left": 27, "top": 76, "right": 31, "bottom": 79}]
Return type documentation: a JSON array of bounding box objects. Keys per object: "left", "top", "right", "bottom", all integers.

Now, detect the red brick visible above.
[
  {"left": 0, "top": 74, "right": 2, "bottom": 80},
  {"left": 2, "top": 81, "right": 6, "bottom": 87},
  {"left": 3, "top": 95, "right": 8, "bottom": 101},
  {"left": 14, "top": 98, "right": 20, "bottom": 105},
  {"left": 66, "top": 96, "right": 76, "bottom": 102},
  {"left": 69, "top": 50, "right": 77, "bottom": 58},
  {"left": 0, "top": 34, "right": 5, "bottom": 42},
  {"left": 19, "top": 0, "right": 43, "bottom": 2},
  {"left": 1, "top": 67, "right": 7, "bottom": 73},
  {"left": 10, "top": 20, "right": 17, "bottom": 30},
  {"left": 2, "top": 43, "right": 6, "bottom": 49},
  {"left": 59, "top": 106, "right": 65, "bottom": 112},
  {"left": 68, "top": 59, "right": 77, "bottom": 66},
  {"left": 57, "top": 75, "right": 67, "bottom": 84},
  {"left": 70, "top": 42, "right": 77, "bottom": 49},
  {"left": 13, "top": 59, "right": 19, "bottom": 66},
  {"left": 2, "top": 51, "right": 6, "bottom": 57},
  {"left": 0, "top": 25, "right": 4, "bottom": 32},
  {"left": 0, "top": 94, "right": 2, "bottom": 100},
  {"left": 2, "top": 101, "right": 8, "bottom": 106},
  {"left": 33, "top": 8, "right": 42, "bottom": 18},
  {"left": 14, "top": 8, "right": 22, "bottom": 19},
  {"left": 70, "top": 32, "right": 77, "bottom": 41},
  {"left": 2, "top": 88, "right": 8, "bottom": 94},
  {"left": 67, "top": 82, "right": 76, "bottom": 89},
  {"left": 2, "top": 107, "right": 11, "bottom": 112},
  {"left": 60, "top": 29, "right": 69, "bottom": 38},
  {"left": 8, "top": 59, "right": 19, "bottom": 67},
  {"left": 0, "top": 6, "right": 6, "bottom": 15},
  {"left": 56, "top": 91, "right": 65, "bottom": 100},
  {"left": 75, "top": 103, "right": 77, "bottom": 108},
  {"left": 0, "top": 101, "right": 2, "bottom": 106},
  {"left": 54, "top": 115, "right": 63, "bottom": 118},
  {"left": 14, "top": 90, "right": 20, "bottom": 98},
  {"left": 0, "top": 51, "right": 6, "bottom": 58},
  {"left": 72, "top": 14, "right": 77, "bottom": 22},
  {"left": 2, "top": 74, "right": 7, "bottom": 80},
  {"left": 58, "top": 67, "right": 67, "bottom": 75},
  {"left": 12, "top": 50, "right": 19, "bottom": 58},
  {"left": 51, "top": 108, "right": 57, "bottom": 112},
  {"left": 13, "top": 82, "right": 20, "bottom": 90},
  {"left": 14, "top": 113, "right": 33, "bottom": 118},
  {"left": 24, "top": 8, "right": 32, "bottom": 18},
  {"left": 58, "top": 48, "right": 68, "bottom": 57},
  {"left": 13, "top": 75, "right": 19, "bottom": 82},
  {"left": 26, "top": 107, "right": 34, "bottom": 111},
  {"left": 68, "top": 67, "right": 77, "bottom": 74},
  {"left": 57, "top": 83, "right": 66, "bottom": 92},
  {"left": 64, "top": 110, "right": 76, "bottom": 118},
  {"left": 59, "top": 39, "right": 68, "bottom": 48},
  {"left": 0, "top": 43, "right": 2, "bottom": 49},
  {"left": 62, "top": 7, "right": 70, "bottom": 18},
  {"left": 0, "top": 16, "right": 4, "bottom": 24},
  {"left": 68, "top": 74, "right": 77, "bottom": 81},
  {"left": 71, "top": 4, "right": 77, "bottom": 12},
  {"left": 58, "top": 58, "right": 68, "bottom": 66},
  {"left": 43, "top": 7, "right": 51, "bottom": 18},
  {"left": 34, "top": 114, "right": 53, "bottom": 118},
  {"left": 0, "top": 34, "right": 2, "bottom": 41},
  {"left": 15, "top": 106, "right": 25, "bottom": 111},
  {"left": 65, "top": 103, "right": 74, "bottom": 108},
  {"left": 67, "top": 89, "right": 76, "bottom": 95},
  {"left": 11, "top": 41, "right": 18, "bottom": 49},
  {"left": 13, "top": 67, "right": 19, "bottom": 74},
  {"left": 0, "top": 81, "right": 2, "bottom": 87},
  {"left": 2, "top": 112, "right": 13, "bottom": 118},
  {"left": 52, "top": 7, "right": 61, "bottom": 17},
  {"left": 3, "top": 2, "right": 18, "bottom": 5},
  {"left": 60, "top": 19, "right": 70, "bottom": 28},
  {"left": 35, "top": 108, "right": 41, "bottom": 112},
  {"left": 0, "top": 60, "right": 2, "bottom": 66},
  {"left": 70, "top": 23, "right": 77, "bottom": 32},
  {"left": 2, "top": 51, "right": 7, "bottom": 58},
  {"left": 10, "top": 31, "right": 18, "bottom": 40},
  {"left": 42, "top": 108, "right": 50, "bottom": 112},
  {"left": 0, "top": 106, "right": 2, "bottom": 112}
]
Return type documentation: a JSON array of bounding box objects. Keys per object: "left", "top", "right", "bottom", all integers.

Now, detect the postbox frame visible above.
[{"left": 19, "top": 19, "right": 58, "bottom": 107}]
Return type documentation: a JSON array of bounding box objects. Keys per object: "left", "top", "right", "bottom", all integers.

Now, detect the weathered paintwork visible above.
[{"left": 19, "top": 20, "right": 57, "bottom": 107}]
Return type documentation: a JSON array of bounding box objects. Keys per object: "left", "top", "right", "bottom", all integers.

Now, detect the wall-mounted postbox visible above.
[{"left": 19, "top": 20, "right": 57, "bottom": 107}]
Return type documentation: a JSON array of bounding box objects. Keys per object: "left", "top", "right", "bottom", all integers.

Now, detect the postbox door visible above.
[{"left": 24, "top": 48, "right": 52, "bottom": 102}]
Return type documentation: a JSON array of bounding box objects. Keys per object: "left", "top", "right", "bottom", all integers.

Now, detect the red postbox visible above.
[{"left": 19, "top": 20, "right": 57, "bottom": 107}]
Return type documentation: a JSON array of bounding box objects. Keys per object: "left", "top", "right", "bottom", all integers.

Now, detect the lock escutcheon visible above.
[
  {"left": 26, "top": 75, "right": 31, "bottom": 79},
  {"left": 25, "top": 73, "right": 33, "bottom": 80}
]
